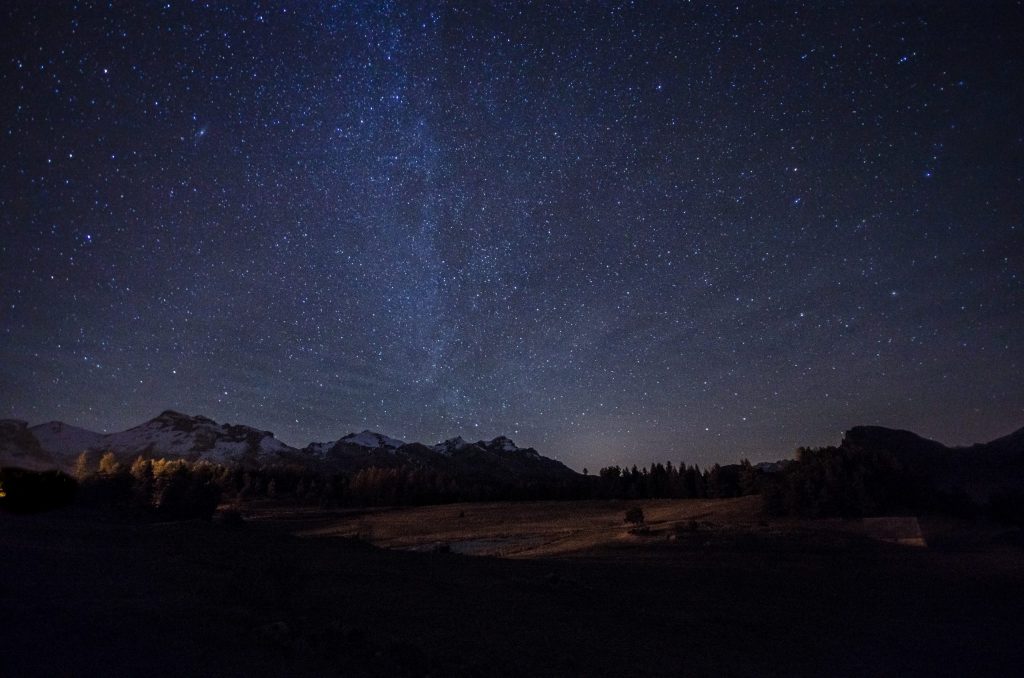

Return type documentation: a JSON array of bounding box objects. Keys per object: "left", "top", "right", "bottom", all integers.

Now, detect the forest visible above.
[{"left": 2, "top": 445, "right": 1021, "bottom": 527}]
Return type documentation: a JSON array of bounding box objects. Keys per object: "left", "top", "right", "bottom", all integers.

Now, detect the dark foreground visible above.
[{"left": 2, "top": 505, "right": 1023, "bottom": 677}]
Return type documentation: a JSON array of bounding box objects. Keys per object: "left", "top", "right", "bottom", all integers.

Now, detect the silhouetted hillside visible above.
[{"left": 764, "top": 424, "right": 1024, "bottom": 521}]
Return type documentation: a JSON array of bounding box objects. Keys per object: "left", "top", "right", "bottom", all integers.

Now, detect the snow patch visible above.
[
  {"left": 488, "top": 436, "right": 519, "bottom": 452},
  {"left": 432, "top": 436, "right": 470, "bottom": 454},
  {"left": 340, "top": 430, "right": 405, "bottom": 449}
]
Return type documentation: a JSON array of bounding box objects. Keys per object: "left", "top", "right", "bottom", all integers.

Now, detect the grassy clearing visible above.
[
  {"left": 254, "top": 496, "right": 801, "bottom": 557},
  {"left": 251, "top": 496, "right": 1024, "bottom": 559}
]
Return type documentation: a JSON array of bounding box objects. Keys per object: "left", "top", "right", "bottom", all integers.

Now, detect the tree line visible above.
[
  {"left": 3, "top": 446, "right": 1020, "bottom": 528},
  {"left": 590, "top": 460, "right": 761, "bottom": 499},
  {"left": 761, "top": 445, "right": 1024, "bottom": 524},
  {"left": 57, "top": 452, "right": 767, "bottom": 516}
]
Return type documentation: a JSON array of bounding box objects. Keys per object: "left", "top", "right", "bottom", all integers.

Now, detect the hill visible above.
[
  {"left": 760, "top": 424, "right": 1024, "bottom": 519},
  {"left": 841, "top": 424, "right": 1024, "bottom": 499}
]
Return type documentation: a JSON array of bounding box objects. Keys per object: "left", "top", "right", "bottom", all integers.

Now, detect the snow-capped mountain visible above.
[
  {"left": 302, "top": 429, "right": 405, "bottom": 460},
  {"left": 1, "top": 411, "right": 298, "bottom": 470},
  {"left": 95, "top": 410, "right": 295, "bottom": 464},
  {"left": 0, "top": 412, "right": 578, "bottom": 482},
  {"left": 488, "top": 436, "right": 527, "bottom": 453},
  {"left": 433, "top": 435, "right": 570, "bottom": 482},
  {"left": 432, "top": 436, "right": 470, "bottom": 454},
  {"left": 303, "top": 431, "right": 572, "bottom": 480},
  {"left": 432, "top": 435, "right": 539, "bottom": 457},
  {"left": 340, "top": 430, "right": 405, "bottom": 449}
]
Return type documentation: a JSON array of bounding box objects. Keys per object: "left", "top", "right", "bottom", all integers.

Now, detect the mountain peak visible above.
[
  {"left": 486, "top": 436, "right": 519, "bottom": 452},
  {"left": 432, "top": 436, "right": 471, "bottom": 454},
  {"left": 431, "top": 435, "right": 526, "bottom": 454},
  {"left": 152, "top": 410, "right": 218, "bottom": 427},
  {"left": 339, "top": 430, "right": 405, "bottom": 449}
]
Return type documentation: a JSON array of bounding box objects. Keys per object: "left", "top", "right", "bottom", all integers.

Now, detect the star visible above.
[{"left": 0, "top": 1, "right": 1020, "bottom": 470}]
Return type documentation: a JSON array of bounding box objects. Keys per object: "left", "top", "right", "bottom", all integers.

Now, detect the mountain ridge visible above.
[
  {"left": 840, "top": 423, "right": 1024, "bottom": 458},
  {"left": 4, "top": 414, "right": 1021, "bottom": 484},
  {"left": 838, "top": 424, "right": 1024, "bottom": 499},
  {"left": 0, "top": 411, "right": 576, "bottom": 482}
]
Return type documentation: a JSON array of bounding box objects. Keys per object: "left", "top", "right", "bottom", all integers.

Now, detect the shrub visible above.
[{"left": 624, "top": 506, "right": 645, "bottom": 525}]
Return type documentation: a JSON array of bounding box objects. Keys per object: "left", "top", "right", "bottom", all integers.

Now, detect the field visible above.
[
  {"left": 259, "top": 496, "right": 770, "bottom": 557},
  {"left": 2, "top": 498, "right": 1023, "bottom": 676}
]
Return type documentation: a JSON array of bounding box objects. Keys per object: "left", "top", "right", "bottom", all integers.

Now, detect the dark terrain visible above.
[{"left": 3, "top": 502, "right": 1023, "bottom": 677}]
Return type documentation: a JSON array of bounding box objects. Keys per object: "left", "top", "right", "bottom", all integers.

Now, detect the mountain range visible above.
[
  {"left": 4, "top": 412, "right": 1022, "bottom": 494},
  {"left": 0, "top": 410, "right": 578, "bottom": 483}
]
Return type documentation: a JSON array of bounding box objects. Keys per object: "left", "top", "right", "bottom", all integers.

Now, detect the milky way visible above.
[{"left": 2, "top": 2, "right": 1022, "bottom": 469}]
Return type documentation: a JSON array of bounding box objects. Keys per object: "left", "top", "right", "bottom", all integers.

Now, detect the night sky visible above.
[{"left": 2, "top": 2, "right": 1022, "bottom": 470}]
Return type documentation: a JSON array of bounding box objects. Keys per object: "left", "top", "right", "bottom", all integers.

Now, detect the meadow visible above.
[{"left": 2, "top": 498, "right": 1022, "bottom": 676}]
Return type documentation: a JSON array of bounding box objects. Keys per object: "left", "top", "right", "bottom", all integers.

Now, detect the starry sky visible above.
[{"left": 1, "top": 1, "right": 1022, "bottom": 470}]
